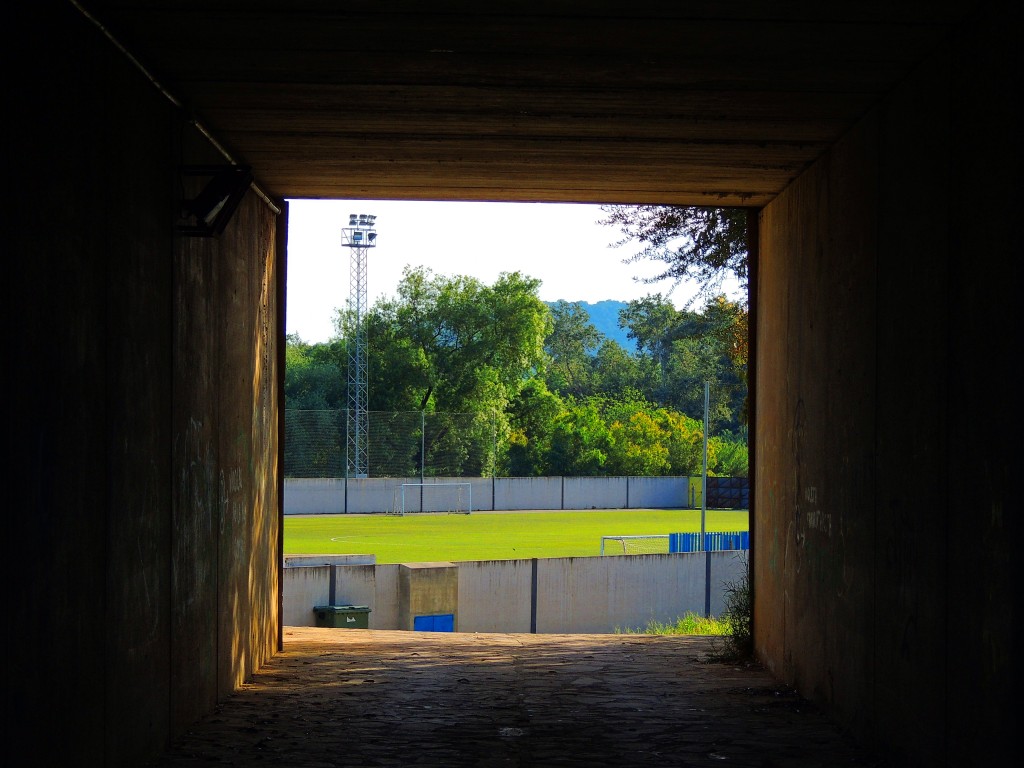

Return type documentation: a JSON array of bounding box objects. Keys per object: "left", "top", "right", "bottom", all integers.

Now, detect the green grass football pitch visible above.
[{"left": 284, "top": 508, "right": 749, "bottom": 564}]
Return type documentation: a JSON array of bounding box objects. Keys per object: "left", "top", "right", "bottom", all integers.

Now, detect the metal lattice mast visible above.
[{"left": 341, "top": 213, "right": 377, "bottom": 478}]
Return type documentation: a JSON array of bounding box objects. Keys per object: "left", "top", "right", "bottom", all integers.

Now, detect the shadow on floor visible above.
[{"left": 146, "top": 627, "right": 887, "bottom": 767}]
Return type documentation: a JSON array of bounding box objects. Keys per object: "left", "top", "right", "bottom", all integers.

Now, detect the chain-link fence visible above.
[{"left": 285, "top": 410, "right": 499, "bottom": 479}]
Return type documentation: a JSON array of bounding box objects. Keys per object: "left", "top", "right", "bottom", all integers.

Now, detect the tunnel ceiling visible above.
[{"left": 83, "top": 1, "right": 971, "bottom": 206}]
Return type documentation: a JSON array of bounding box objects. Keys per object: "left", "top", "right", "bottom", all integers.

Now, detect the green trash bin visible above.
[{"left": 313, "top": 605, "right": 371, "bottom": 629}]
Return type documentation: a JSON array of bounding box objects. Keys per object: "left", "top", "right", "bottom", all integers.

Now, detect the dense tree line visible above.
[
  {"left": 287, "top": 204, "right": 750, "bottom": 478},
  {"left": 287, "top": 270, "right": 748, "bottom": 478}
]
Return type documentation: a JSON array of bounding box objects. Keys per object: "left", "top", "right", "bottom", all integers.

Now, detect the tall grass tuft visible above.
[
  {"left": 616, "top": 611, "right": 727, "bottom": 636},
  {"left": 707, "top": 558, "right": 753, "bottom": 662},
  {"left": 618, "top": 558, "right": 754, "bottom": 665}
]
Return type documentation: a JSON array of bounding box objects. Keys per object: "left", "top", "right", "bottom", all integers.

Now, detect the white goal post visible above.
[
  {"left": 600, "top": 534, "right": 670, "bottom": 555},
  {"left": 393, "top": 482, "right": 473, "bottom": 516}
]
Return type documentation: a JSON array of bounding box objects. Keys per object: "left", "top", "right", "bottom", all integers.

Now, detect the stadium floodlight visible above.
[
  {"left": 341, "top": 214, "right": 378, "bottom": 248},
  {"left": 340, "top": 213, "right": 378, "bottom": 479}
]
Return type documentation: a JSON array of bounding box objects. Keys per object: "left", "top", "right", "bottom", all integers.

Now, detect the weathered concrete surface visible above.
[
  {"left": 754, "top": 12, "right": 1013, "bottom": 766},
  {"left": 399, "top": 563, "right": 460, "bottom": 631},
  {"left": 146, "top": 627, "right": 888, "bottom": 768},
  {"left": 9, "top": 6, "right": 282, "bottom": 765}
]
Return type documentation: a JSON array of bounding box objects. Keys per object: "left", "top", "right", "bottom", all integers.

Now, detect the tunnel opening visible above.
[{"left": 280, "top": 197, "right": 754, "bottom": 638}]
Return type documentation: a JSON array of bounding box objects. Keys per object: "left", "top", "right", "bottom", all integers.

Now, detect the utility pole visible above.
[
  {"left": 702, "top": 381, "right": 709, "bottom": 547},
  {"left": 703, "top": 380, "right": 711, "bottom": 617}
]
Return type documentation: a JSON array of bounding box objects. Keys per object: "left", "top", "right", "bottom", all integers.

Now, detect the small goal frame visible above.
[
  {"left": 394, "top": 482, "right": 473, "bottom": 516},
  {"left": 600, "top": 534, "right": 670, "bottom": 555}
]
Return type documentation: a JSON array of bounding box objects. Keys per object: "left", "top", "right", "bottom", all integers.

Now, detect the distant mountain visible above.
[{"left": 545, "top": 299, "right": 635, "bottom": 354}]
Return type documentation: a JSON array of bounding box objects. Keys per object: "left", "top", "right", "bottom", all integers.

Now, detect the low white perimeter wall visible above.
[
  {"left": 283, "top": 551, "right": 747, "bottom": 634},
  {"left": 282, "top": 562, "right": 402, "bottom": 628},
  {"left": 624, "top": 476, "right": 693, "bottom": 509},
  {"left": 533, "top": 553, "right": 741, "bottom": 634},
  {"left": 562, "top": 476, "right": 627, "bottom": 509},
  {"left": 493, "top": 477, "right": 563, "bottom": 510},
  {"left": 285, "top": 476, "right": 692, "bottom": 515}
]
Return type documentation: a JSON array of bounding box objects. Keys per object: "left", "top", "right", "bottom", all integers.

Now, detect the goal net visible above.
[
  {"left": 392, "top": 482, "right": 473, "bottom": 516},
  {"left": 600, "top": 535, "right": 670, "bottom": 555}
]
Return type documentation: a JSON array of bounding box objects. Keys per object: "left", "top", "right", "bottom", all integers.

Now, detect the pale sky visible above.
[{"left": 285, "top": 199, "right": 728, "bottom": 344}]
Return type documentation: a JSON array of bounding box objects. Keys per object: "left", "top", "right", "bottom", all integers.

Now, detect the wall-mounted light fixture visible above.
[{"left": 177, "top": 164, "right": 254, "bottom": 237}]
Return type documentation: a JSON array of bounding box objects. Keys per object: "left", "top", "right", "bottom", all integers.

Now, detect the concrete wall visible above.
[
  {"left": 284, "top": 552, "right": 747, "bottom": 634},
  {"left": 9, "top": 6, "right": 281, "bottom": 765},
  {"left": 621, "top": 475, "right": 692, "bottom": 509},
  {"left": 282, "top": 565, "right": 331, "bottom": 627},
  {"left": 284, "top": 478, "right": 349, "bottom": 514},
  {"left": 398, "top": 562, "right": 460, "bottom": 630},
  {"left": 457, "top": 559, "right": 536, "bottom": 632},
  {"left": 754, "top": 7, "right": 1012, "bottom": 765},
  {"left": 285, "top": 554, "right": 376, "bottom": 567},
  {"left": 535, "top": 553, "right": 740, "bottom": 634},
  {"left": 286, "top": 476, "right": 692, "bottom": 514},
  {"left": 562, "top": 476, "right": 627, "bottom": 509}
]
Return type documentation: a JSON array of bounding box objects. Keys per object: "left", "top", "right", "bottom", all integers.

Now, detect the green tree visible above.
[
  {"left": 504, "top": 378, "right": 564, "bottom": 476},
  {"left": 709, "top": 429, "right": 749, "bottom": 477},
  {"left": 593, "top": 390, "right": 692, "bottom": 477},
  {"left": 618, "top": 294, "right": 680, "bottom": 360},
  {"left": 357, "top": 304, "right": 429, "bottom": 413},
  {"left": 543, "top": 300, "right": 603, "bottom": 398},
  {"left": 546, "top": 399, "right": 613, "bottom": 476},
  {"left": 605, "top": 410, "right": 671, "bottom": 476},
  {"left": 655, "top": 408, "right": 709, "bottom": 476},
  {"left": 590, "top": 339, "right": 640, "bottom": 396},
  {"left": 284, "top": 333, "right": 346, "bottom": 410},
  {"left": 284, "top": 334, "right": 348, "bottom": 477},
  {"left": 695, "top": 296, "right": 749, "bottom": 427},
  {"left": 617, "top": 294, "right": 683, "bottom": 405},
  {"left": 599, "top": 205, "right": 748, "bottom": 305},
  {"left": 599, "top": 204, "right": 750, "bottom": 434},
  {"left": 616, "top": 295, "right": 748, "bottom": 433},
  {"left": 352, "top": 267, "right": 551, "bottom": 476},
  {"left": 360, "top": 266, "right": 550, "bottom": 414}
]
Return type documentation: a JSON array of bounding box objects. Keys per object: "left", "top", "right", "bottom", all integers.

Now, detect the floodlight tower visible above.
[{"left": 341, "top": 213, "right": 377, "bottom": 479}]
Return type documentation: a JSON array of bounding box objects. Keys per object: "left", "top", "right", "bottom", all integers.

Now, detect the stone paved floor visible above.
[{"left": 146, "top": 627, "right": 888, "bottom": 767}]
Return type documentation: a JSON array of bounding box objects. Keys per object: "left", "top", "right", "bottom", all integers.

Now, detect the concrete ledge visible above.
[
  {"left": 399, "top": 562, "right": 459, "bottom": 631},
  {"left": 285, "top": 554, "right": 376, "bottom": 567}
]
